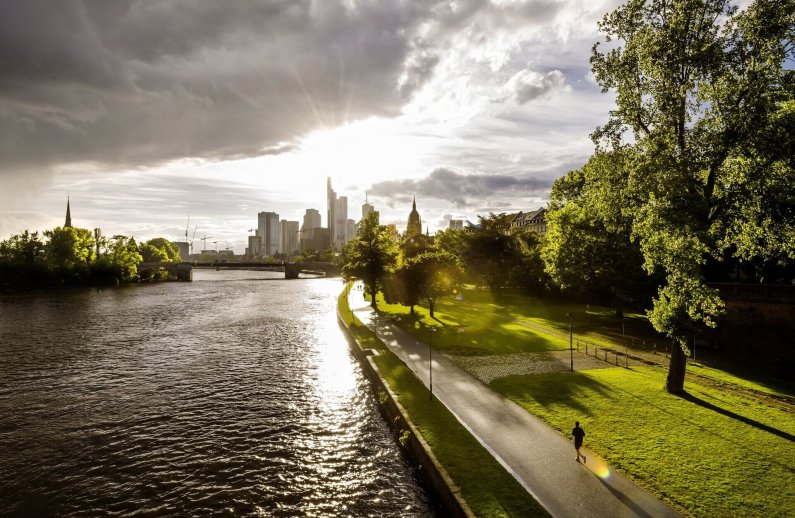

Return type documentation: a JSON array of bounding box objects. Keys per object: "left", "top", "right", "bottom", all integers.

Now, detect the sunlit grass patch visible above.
[
  {"left": 491, "top": 366, "right": 795, "bottom": 517},
  {"left": 373, "top": 287, "right": 657, "bottom": 356}
]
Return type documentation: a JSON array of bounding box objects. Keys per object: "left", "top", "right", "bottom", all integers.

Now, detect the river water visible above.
[{"left": 0, "top": 270, "right": 434, "bottom": 517}]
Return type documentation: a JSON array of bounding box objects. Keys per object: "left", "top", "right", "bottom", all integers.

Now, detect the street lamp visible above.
[{"left": 566, "top": 312, "right": 573, "bottom": 372}]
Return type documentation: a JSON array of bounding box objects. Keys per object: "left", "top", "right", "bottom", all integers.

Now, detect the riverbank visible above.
[
  {"left": 337, "top": 285, "right": 547, "bottom": 517},
  {"left": 373, "top": 286, "right": 795, "bottom": 517}
]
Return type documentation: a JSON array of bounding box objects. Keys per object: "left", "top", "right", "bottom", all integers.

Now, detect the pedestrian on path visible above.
[{"left": 573, "top": 421, "right": 586, "bottom": 463}]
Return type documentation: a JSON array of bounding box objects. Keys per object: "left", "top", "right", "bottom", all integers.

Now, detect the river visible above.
[{"left": 0, "top": 270, "right": 434, "bottom": 516}]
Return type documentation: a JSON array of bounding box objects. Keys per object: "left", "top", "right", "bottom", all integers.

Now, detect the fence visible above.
[{"left": 576, "top": 337, "right": 674, "bottom": 369}]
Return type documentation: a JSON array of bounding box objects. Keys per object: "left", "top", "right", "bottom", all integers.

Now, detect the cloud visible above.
[
  {"left": 496, "top": 69, "right": 567, "bottom": 104},
  {"left": 368, "top": 167, "right": 551, "bottom": 208},
  {"left": 0, "top": 0, "right": 438, "bottom": 176}
]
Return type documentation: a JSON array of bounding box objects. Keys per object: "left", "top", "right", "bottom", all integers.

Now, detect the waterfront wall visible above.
[{"left": 337, "top": 309, "right": 474, "bottom": 518}]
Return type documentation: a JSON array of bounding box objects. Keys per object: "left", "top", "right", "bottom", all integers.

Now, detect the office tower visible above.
[
  {"left": 327, "top": 177, "right": 336, "bottom": 250},
  {"left": 335, "top": 196, "right": 348, "bottom": 248},
  {"left": 301, "top": 208, "right": 322, "bottom": 252},
  {"left": 258, "top": 211, "right": 280, "bottom": 256},
  {"left": 280, "top": 220, "right": 299, "bottom": 256}
]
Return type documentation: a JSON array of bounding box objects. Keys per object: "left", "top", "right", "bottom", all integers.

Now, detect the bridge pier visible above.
[{"left": 284, "top": 264, "right": 301, "bottom": 279}]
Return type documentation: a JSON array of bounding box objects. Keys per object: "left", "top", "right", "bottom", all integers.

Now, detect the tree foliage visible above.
[
  {"left": 139, "top": 237, "right": 181, "bottom": 263},
  {"left": 590, "top": 0, "right": 795, "bottom": 392},
  {"left": 543, "top": 151, "right": 655, "bottom": 316},
  {"left": 340, "top": 211, "right": 398, "bottom": 308}
]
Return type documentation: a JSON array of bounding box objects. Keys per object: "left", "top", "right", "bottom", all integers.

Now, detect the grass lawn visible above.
[
  {"left": 490, "top": 366, "right": 795, "bottom": 517},
  {"left": 338, "top": 288, "right": 547, "bottom": 517},
  {"left": 373, "top": 287, "right": 663, "bottom": 356}
]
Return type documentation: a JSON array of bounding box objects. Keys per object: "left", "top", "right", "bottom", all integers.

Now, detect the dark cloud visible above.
[
  {"left": 0, "top": 0, "right": 442, "bottom": 175},
  {"left": 369, "top": 167, "right": 551, "bottom": 209}
]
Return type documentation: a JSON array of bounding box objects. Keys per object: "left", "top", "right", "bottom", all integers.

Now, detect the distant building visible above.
[
  {"left": 510, "top": 208, "right": 547, "bottom": 235},
  {"left": 280, "top": 220, "right": 300, "bottom": 256},
  {"left": 406, "top": 196, "right": 422, "bottom": 238},
  {"left": 448, "top": 219, "right": 464, "bottom": 230},
  {"left": 346, "top": 219, "right": 355, "bottom": 243},
  {"left": 246, "top": 234, "right": 261, "bottom": 258},
  {"left": 301, "top": 209, "right": 322, "bottom": 253},
  {"left": 173, "top": 241, "right": 190, "bottom": 261},
  {"left": 327, "top": 178, "right": 350, "bottom": 250},
  {"left": 258, "top": 211, "right": 280, "bottom": 256},
  {"left": 362, "top": 194, "right": 375, "bottom": 220},
  {"left": 64, "top": 196, "right": 72, "bottom": 228},
  {"left": 335, "top": 196, "right": 348, "bottom": 249},
  {"left": 302, "top": 227, "right": 329, "bottom": 253}
]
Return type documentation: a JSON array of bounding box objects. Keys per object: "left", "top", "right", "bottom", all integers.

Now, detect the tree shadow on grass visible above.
[
  {"left": 492, "top": 373, "right": 614, "bottom": 416},
  {"left": 677, "top": 392, "right": 795, "bottom": 443}
]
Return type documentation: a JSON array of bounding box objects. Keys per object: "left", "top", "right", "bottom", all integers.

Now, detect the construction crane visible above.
[
  {"left": 190, "top": 225, "right": 197, "bottom": 253},
  {"left": 201, "top": 236, "right": 213, "bottom": 251}
]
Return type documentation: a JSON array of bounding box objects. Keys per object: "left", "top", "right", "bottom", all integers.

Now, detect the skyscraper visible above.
[
  {"left": 280, "top": 220, "right": 299, "bottom": 256},
  {"left": 362, "top": 193, "right": 374, "bottom": 220},
  {"left": 301, "top": 208, "right": 322, "bottom": 252},
  {"left": 335, "top": 195, "right": 348, "bottom": 249},
  {"left": 258, "top": 211, "right": 280, "bottom": 256},
  {"left": 327, "top": 177, "right": 336, "bottom": 249}
]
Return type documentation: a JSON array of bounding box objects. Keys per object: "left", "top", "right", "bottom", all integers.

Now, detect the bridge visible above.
[
  {"left": 193, "top": 261, "right": 341, "bottom": 279},
  {"left": 138, "top": 261, "right": 194, "bottom": 281}
]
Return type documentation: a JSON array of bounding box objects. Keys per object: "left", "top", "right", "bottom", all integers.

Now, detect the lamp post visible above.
[{"left": 566, "top": 312, "right": 573, "bottom": 372}]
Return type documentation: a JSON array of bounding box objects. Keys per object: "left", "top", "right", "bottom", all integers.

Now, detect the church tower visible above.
[
  {"left": 406, "top": 196, "right": 422, "bottom": 237},
  {"left": 64, "top": 196, "right": 72, "bottom": 228}
]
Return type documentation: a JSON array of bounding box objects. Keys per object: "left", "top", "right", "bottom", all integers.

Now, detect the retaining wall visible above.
[{"left": 337, "top": 310, "right": 474, "bottom": 518}]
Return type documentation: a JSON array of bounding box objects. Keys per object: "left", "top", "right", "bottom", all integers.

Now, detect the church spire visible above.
[
  {"left": 412, "top": 196, "right": 416, "bottom": 211},
  {"left": 64, "top": 196, "right": 72, "bottom": 228}
]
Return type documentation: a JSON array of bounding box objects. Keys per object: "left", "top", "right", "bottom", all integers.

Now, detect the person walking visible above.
[{"left": 572, "top": 421, "right": 586, "bottom": 463}]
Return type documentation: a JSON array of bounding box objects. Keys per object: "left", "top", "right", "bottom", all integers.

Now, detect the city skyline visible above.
[{"left": 2, "top": 0, "right": 646, "bottom": 251}]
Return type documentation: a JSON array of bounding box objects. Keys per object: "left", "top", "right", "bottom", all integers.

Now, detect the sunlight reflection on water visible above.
[{"left": 0, "top": 271, "right": 434, "bottom": 516}]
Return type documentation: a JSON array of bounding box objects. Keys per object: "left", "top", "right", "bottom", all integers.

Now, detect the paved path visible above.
[{"left": 349, "top": 290, "right": 681, "bottom": 518}]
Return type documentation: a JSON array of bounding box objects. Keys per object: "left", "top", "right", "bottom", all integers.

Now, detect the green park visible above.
[{"left": 335, "top": 1, "right": 795, "bottom": 515}]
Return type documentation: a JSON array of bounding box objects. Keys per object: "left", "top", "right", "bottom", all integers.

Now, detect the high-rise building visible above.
[
  {"left": 246, "top": 235, "right": 261, "bottom": 258},
  {"left": 448, "top": 219, "right": 464, "bottom": 229},
  {"left": 173, "top": 241, "right": 190, "bottom": 261},
  {"left": 346, "top": 219, "right": 355, "bottom": 242},
  {"left": 362, "top": 194, "right": 374, "bottom": 220},
  {"left": 335, "top": 196, "right": 348, "bottom": 249},
  {"left": 280, "top": 220, "right": 300, "bottom": 256},
  {"left": 258, "top": 211, "right": 280, "bottom": 256},
  {"left": 301, "top": 209, "right": 322, "bottom": 252},
  {"left": 327, "top": 177, "right": 336, "bottom": 249}
]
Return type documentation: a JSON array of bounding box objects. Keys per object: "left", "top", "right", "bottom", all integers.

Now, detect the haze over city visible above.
[{"left": 0, "top": 0, "right": 630, "bottom": 251}]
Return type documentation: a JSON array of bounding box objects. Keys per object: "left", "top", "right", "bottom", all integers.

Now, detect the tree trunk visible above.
[
  {"left": 665, "top": 338, "right": 687, "bottom": 393},
  {"left": 429, "top": 300, "right": 435, "bottom": 318},
  {"left": 410, "top": 305, "right": 415, "bottom": 317},
  {"left": 369, "top": 282, "right": 377, "bottom": 309}
]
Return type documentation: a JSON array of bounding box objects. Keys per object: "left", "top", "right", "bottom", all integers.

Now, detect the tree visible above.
[
  {"left": 411, "top": 250, "right": 464, "bottom": 318},
  {"left": 462, "top": 214, "right": 522, "bottom": 295},
  {"left": 543, "top": 152, "right": 655, "bottom": 316},
  {"left": 45, "top": 226, "right": 96, "bottom": 270},
  {"left": 139, "top": 238, "right": 181, "bottom": 263},
  {"left": 108, "top": 235, "right": 143, "bottom": 281},
  {"left": 340, "top": 211, "right": 398, "bottom": 309},
  {"left": 590, "top": 0, "right": 795, "bottom": 392}
]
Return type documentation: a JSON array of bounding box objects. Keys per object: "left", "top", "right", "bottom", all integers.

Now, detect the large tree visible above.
[
  {"left": 543, "top": 151, "right": 654, "bottom": 317},
  {"left": 591, "top": 0, "right": 795, "bottom": 392},
  {"left": 340, "top": 211, "right": 398, "bottom": 309}
]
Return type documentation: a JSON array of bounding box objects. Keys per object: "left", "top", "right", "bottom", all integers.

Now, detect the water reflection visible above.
[{"left": 0, "top": 271, "right": 434, "bottom": 516}]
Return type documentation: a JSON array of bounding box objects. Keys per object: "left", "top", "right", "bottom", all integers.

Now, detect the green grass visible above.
[
  {"left": 338, "top": 287, "right": 548, "bottom": 517},
  {"left": 491, "top": 366, "right": 795, "bottom": 517},
  {"left": 373, "top": 287, "right": 662, "bottom": 356}
]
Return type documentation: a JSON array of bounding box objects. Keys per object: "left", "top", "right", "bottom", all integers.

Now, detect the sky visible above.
[{"left": 0, "top": 0, "right": 625, "bottom": 252}]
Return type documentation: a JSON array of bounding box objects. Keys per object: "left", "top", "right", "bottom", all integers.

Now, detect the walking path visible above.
[{"left": 349, "top": 289, "right": 681, "bottom": 518}]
